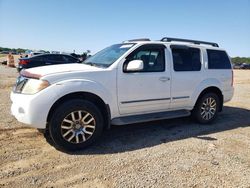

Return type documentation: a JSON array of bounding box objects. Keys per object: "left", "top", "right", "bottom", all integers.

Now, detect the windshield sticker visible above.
[{"left": 120, "top": 44, "right": 134, "bottom": 49}]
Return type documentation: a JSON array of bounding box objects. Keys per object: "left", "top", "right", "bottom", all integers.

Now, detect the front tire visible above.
[
  {"left": 48, "top": 99, "right": 104, "bottom": 151},
  {"left": 192, "top": 93, "right": 220, "bottom": 124}
]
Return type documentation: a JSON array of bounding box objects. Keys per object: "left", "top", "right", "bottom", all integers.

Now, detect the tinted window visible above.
[
  {"left": 47, "top": 55, "right": 64, "bottom": 61},
  {"left": 63, "top": 55, "right": 77, "bottom": 63},
  {"left": 207, "top": 50, "right": 231, "bottom": 69},
  {"left": 172, "top": 46, "right": 201, "bottom": 71},
  {"left": 124, "top": 45, "right": 165, "bottom": 72},
  {"left": 32, "top": 56, "right": 44, "bottom": 61}
]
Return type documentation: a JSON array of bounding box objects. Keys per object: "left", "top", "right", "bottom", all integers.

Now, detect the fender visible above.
[
  {"left": 190, "top": 78, "right": 222, "bottom": 107},
  {"left": 53, "top": 78, "right": 114, "bottom": 106}
]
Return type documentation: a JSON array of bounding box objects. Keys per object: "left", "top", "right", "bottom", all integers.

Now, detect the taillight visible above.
[
  {"left": 231, "top": 70, "right": 234, "bottom": 86},
  {"left": 19, "top": 59, "right": 30, "bottom": 65}
]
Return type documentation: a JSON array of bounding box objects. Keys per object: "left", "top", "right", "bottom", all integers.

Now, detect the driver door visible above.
[{"left": 117, "top": 44, "right": 171, "bottom": 115}]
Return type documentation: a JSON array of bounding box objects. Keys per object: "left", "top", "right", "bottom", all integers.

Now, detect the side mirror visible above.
[{"left": 126, "top": 60, "right": 144, "bottom": 72}]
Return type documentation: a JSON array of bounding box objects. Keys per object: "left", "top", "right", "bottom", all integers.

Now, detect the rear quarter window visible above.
[{"left": 207, "top": 50, "right": 231, "bottom": 69}]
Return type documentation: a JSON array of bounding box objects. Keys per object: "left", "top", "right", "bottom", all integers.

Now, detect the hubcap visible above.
[
  {"left": 200, "top": 97, "right": 216, "bottom": 120},
  {"left": 61, "top": 110, "right": 96, "bottom": 144}
]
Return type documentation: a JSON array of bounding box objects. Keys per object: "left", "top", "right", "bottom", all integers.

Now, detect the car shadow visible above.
[{"left": 63, "top": 106, "right": 250, "bottom": 155}]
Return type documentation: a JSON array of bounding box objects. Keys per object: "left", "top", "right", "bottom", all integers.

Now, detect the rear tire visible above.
[
  {"left": 48, "top": 99, "right": 104, "bottom": 152},
  {"left": 192, "top": 93, "right": 220, "bottom": 124}
]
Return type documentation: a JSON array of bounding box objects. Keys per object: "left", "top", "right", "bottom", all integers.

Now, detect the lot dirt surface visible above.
[
  {"left": 0, "top": 55, "right": 20, "bottom": 66},
  {"left": 0, "top": 65, "right": 250, "bottom": 188}
]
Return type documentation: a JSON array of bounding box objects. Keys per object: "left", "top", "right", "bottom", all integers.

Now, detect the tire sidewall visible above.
[
  {"left": 49, "top": 99, "right": 104, "bottom": 151},
  {"left": 193, "top": 93, "right": 220, "bottom": 124}
]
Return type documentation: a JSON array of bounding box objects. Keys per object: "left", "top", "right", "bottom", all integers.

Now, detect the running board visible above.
[{"left": 111, "top": 110, "right": 191, "bottom": 125}]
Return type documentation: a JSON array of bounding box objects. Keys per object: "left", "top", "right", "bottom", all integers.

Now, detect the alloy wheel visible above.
[
  {"left": 200, "top": 97, "right": 217, "bottom": 120},
  {"left": 60, "top": 110, "right": 96, "bottom": 144}
]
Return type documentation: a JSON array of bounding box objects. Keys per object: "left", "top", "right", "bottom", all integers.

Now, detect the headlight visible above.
[{"left": 21, "top": 79, "right": 50, "bottom": 94}]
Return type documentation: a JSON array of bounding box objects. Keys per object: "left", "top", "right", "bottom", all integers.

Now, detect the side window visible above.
[
  {"left": 124, "top": 45, "right": 165, "bottom": 72},
  {"left": 32, "top": 56, "right": 44, "bottom": 61},
  {"left": 172, "top": 46, "right": 201, "bottom": 71},
  {"left": 47, "top": 55, "right": 64, "bottom": 62},
  {"left": 207, "top": 50, "right": 231, "bottom": 69},
  {"left": 63, "top": 56, "right": 77, "bottom": 63}
]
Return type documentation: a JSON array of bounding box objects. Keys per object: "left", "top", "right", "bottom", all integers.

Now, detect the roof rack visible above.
[
  {"left": 123, "top": 38, "right": 151, "bottom": 43},
  {"left": 160, "top": 37, "right": 219, "bottom": 47}
]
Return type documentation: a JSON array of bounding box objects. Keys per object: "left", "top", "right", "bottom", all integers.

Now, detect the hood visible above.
[{"left": 21, "top": 63, "right": 100, "bottom": 79}]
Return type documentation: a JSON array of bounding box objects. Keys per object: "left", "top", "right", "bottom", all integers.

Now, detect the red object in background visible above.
[{"left": 19, "top": 59, "right": 31, "bottom": 65}]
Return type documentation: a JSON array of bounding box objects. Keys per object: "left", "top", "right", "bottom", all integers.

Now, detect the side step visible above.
[{"left": 111, "top": 110, "right": 191, "bottom": 125}]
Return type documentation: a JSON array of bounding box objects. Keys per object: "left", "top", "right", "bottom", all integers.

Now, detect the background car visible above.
[
  {"left": 233, "top": 63, "right": 242, "bottom": 69},
  {"left": 17, "top": 54, "right": 80, "bottom": 72},
  {"left": 240, "top": 63, "right": 250, "bottom": 69}
]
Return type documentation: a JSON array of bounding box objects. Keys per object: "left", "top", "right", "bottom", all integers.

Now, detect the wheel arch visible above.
[
  {"left": 194, "top": 86, "right": 223, "bottom": 112},
  {"left": 46, "top": 92, "right": 111, "bottom": 129}
]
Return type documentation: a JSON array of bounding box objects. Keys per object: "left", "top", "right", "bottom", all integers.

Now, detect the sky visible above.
[{"left": 0, "top": 0, "right": 249, "bottom": 57}]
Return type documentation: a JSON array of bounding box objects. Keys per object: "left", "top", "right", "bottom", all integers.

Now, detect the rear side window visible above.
[
  {"left": 172, "top": 46, "right": 201, "bottom": 71},
  {"left": 207, "top": 50, "right": 231, "bottom": 69},
  {"left": 63, "top": 55, "right": 77, "bottom": 63},
  {"left": 47, "top": 55, "right": 64, "bottom": 62}
]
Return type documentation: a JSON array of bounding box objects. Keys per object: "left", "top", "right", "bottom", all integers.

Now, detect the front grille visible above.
[{"left": 13, "top": 76, "right": 28, "bottom": 93}]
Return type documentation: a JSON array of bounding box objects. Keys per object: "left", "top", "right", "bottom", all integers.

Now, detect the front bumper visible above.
[{"left": 10, "top": 85, "right": 60, "bottom": 129}]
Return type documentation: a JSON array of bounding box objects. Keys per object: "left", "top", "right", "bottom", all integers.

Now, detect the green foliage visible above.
[
  {"left": 0, "top": 46, "right": 28, "bottom": 54},
  {"left": 0, "top": 47, "right": 50, "bottom": 54},
  {"left": 231, "top": 57, "right": 250, "bottom": 64}
]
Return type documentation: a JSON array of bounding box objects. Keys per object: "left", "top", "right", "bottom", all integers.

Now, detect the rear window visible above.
[
  {"left": 207, "top": 50, "right": 231, "bottom": 69},
  {"left": 172, "top": 46, "right": 201, "bottom": 71}
]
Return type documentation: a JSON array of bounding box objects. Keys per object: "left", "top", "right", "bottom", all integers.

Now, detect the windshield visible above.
[{"left": 84, "top": 43, "right": 134, "bottom": 68}]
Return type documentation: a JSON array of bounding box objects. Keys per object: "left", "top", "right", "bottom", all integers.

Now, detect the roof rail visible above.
[
  {"left": 123, "top": 38, "right": 150, "bottom": 43},
  {"left": 161, "top": 37, "right": 219, "bottom": 47}
]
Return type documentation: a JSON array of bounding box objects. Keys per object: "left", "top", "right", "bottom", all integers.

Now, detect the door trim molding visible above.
[
  {"left": 172, "top": 96, "right": 190, "bottom": 100},
  {"left": 121, "top": 97, "right": 171, "bottom": 104}
]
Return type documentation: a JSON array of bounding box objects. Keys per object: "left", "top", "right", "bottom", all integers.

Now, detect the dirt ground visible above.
[
  {"left": 0, "top": 55, "right": 20, "bottom": 66},
  {"left": 0, "top": 65, "right": 250, "bottom": 188}
]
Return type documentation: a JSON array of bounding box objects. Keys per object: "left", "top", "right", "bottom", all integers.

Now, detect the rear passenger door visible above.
[{"left": 170, "top": 45, "right": 203, "bottom": 109}]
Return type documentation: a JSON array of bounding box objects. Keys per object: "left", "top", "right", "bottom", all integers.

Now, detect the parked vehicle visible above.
[
  {"left": 30, "top": 51, "right": 46, "bottom": 56},
  {"left": 240, "top": 63, "right": 250, "bottom": 69},
  {"left": 17, "top": 54, "right": 79, "bottom": 72},
  {"left": 233, "top": 63, "right": 242, "bottom": 69},
  {"left": 11, "top": 37, "right": 234, "bottom": 151}
]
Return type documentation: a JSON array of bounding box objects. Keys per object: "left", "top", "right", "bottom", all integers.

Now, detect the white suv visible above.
[{"left": 11, "top": 37, "right": 234, "bottom": 151}]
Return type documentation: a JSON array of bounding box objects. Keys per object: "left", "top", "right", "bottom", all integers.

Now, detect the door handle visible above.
[{"left": 159, "top": 77, "right": 170, "bottom": 82}]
